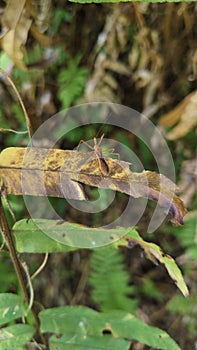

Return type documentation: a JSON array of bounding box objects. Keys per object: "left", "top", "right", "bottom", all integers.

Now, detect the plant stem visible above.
[{"left": 0, "top": 197, "right": 48, "bottom": 349}]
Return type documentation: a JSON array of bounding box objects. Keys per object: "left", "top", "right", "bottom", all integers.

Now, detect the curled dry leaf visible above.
[
  {"left": 84, "top": 6, "right": 131, "bottom": 104},
  {"left": 0, "top": 0, "right": 32, "bottom": 69},
  {"left": 31, "top": 0, "right": 52, "bottom": 34},
  {"left": 159, "top": 90, "right": 197, "bottom": 140},
  {"left": 0, "top": 147, "right": 187, "bottom": 226}
]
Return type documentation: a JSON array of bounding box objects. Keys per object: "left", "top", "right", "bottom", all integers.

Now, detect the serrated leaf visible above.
[
  {"left": 57, "top": 56, "right": 88, "bottom": 108},
  {"left": 89, "top": 245, "right": 137, "bottom": 312}
]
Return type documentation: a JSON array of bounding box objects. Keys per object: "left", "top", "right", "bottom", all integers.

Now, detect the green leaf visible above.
[
  {"left": 40, "top": 306, "right": 181, "bottom": 350},
  {"left": 12, "top": 219, "right": 189, "bottom": 296},
  {"left": 0, "top": 324, "right": 34, "bottom": 350},
  {"left": 49, "top": 334, "right": 129, "bottom": 350},
  {"left": 12, "top": 219, "right": 126, "bottom": 251},
  {"left": 57, "top": 55, "right": 88, "bottom": 108},
  {"left": 69, "top": 0, "right": 194, "bottom": 3},
  {"left": 103, "top": 310, "right": 180, "bottom": 350},
  {"left": 13, "top": 219, "right": 75, "bottom": 253},
  {"left": 0, "top": 293, "right": 27, "bottom": 326},
  {"left": 89, "top": 245, "right": 137, "bottom": 312},
  {"left": 119, "top": 229, "right": 189, "bottom": 297}
]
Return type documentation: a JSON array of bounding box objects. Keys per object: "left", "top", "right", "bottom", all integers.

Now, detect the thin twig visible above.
[
  {"left": 1, "top": 188, "right": 16, "bottom": 222},
  {"left": 0, "top": 68, "right": 32, "bottom": 143},
  {"left": 22, "top": 261, "right": 34, "bottom": 311},
  {"left": 31, "top": 253, "right": 49, "bottom": 281},
  {"left": 0, "top": 128, "right": 28, "bottom": 134}
]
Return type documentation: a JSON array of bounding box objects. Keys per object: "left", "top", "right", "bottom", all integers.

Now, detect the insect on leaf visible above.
[{"left": 0, "top": 146, "right": 187, "bottom": 225}]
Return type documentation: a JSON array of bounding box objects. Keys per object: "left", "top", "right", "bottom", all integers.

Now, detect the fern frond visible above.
[
  {"left": 57, "top": 55, "right": 88, "bottom": 109},
  {"left": 89, "top": 245, "right": 137, "bottom": 313}
]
